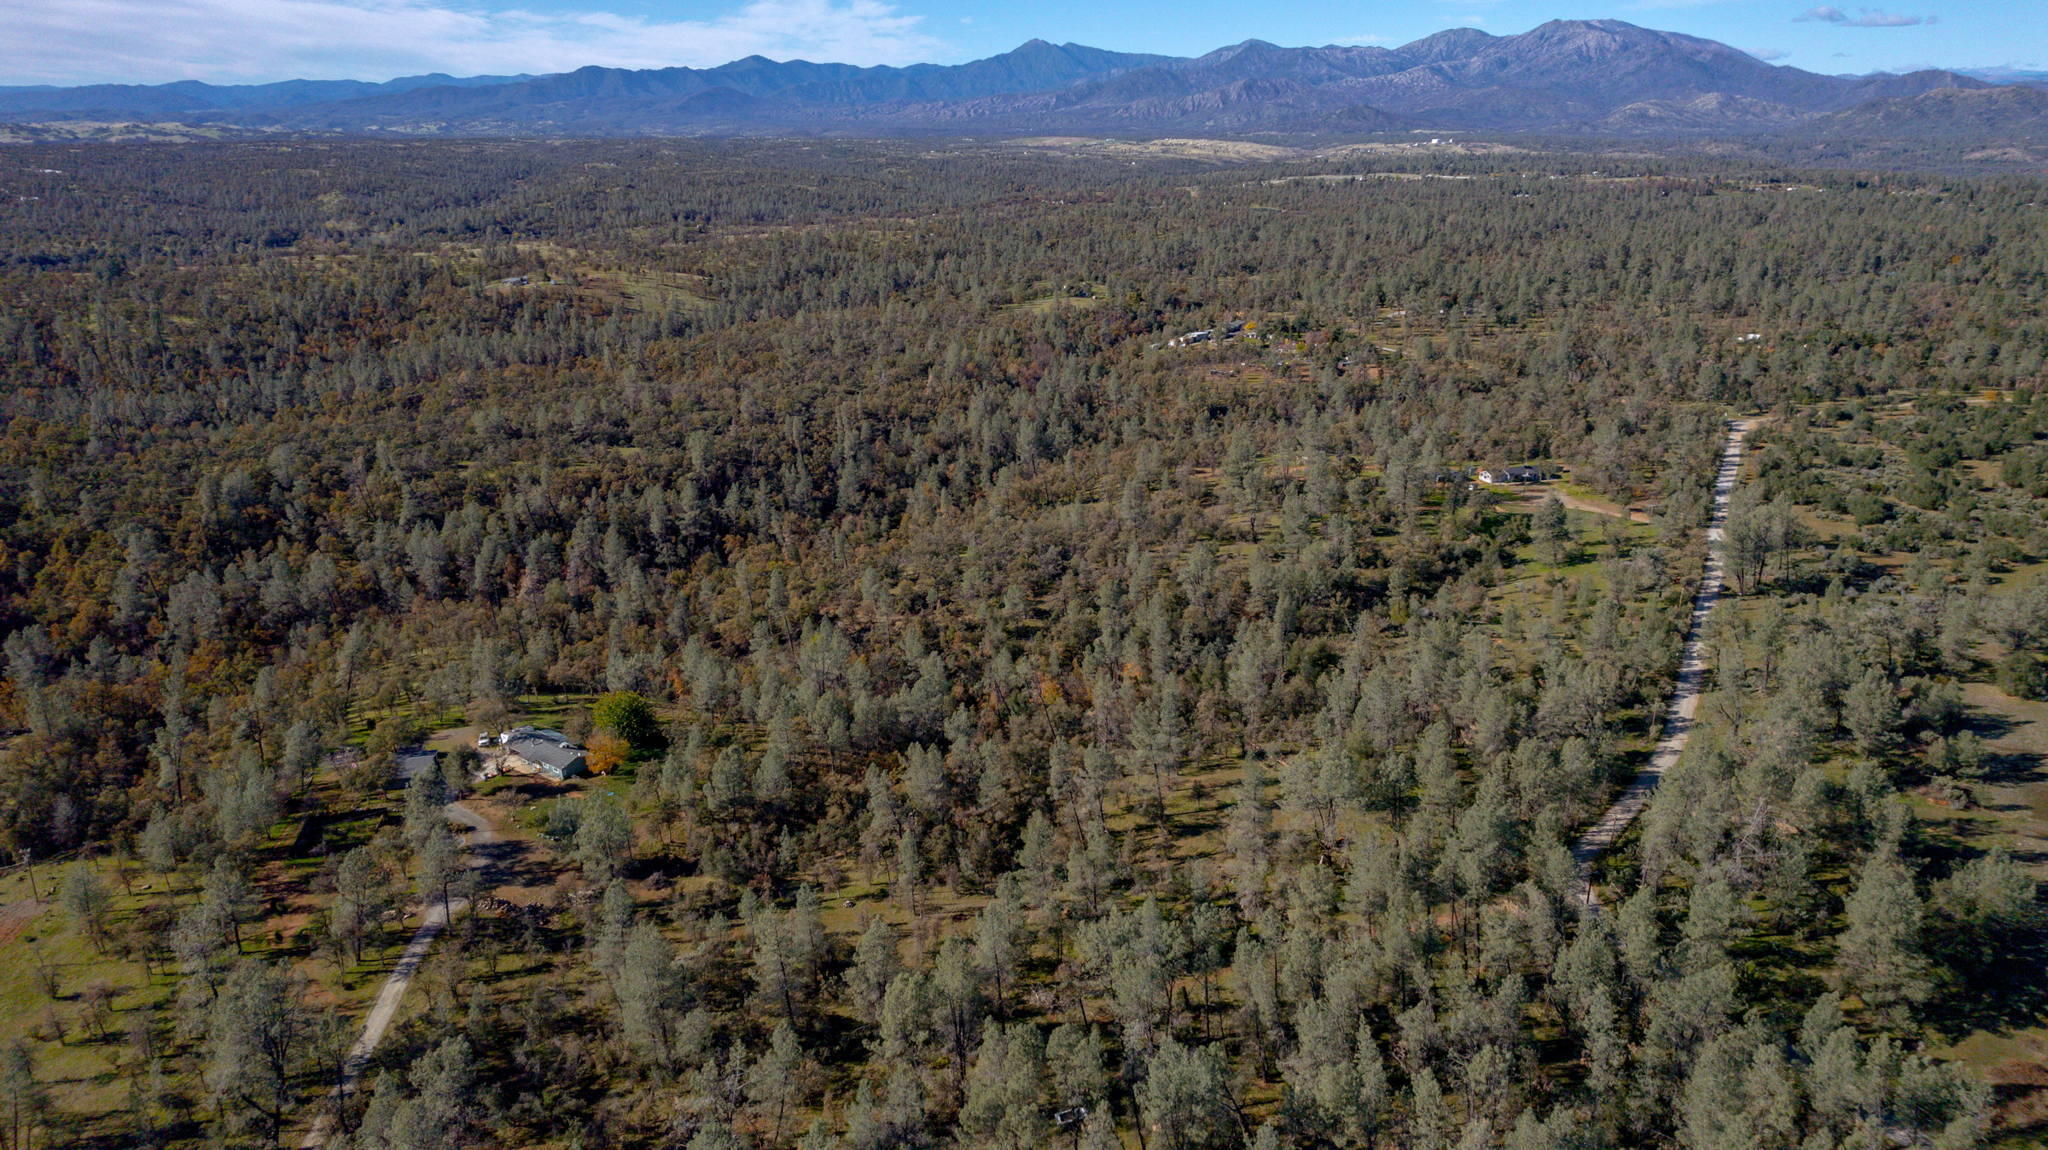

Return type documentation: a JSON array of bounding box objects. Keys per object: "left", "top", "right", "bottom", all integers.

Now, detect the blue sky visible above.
[{"left": 0, "top": 0, "right": 2035, "bottom": 87}]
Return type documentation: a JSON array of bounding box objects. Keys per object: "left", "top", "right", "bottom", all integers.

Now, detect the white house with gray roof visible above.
[{"left": 497, "top": 727, "right": 588, "bottom": 780}]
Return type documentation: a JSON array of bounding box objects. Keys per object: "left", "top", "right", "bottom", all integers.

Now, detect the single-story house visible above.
[
  {"left": 1478, "top": 465, "right": 1545, "bottom": 484},
  {"left": 499, "top": 726, "right": 588, "bottom": 780}
]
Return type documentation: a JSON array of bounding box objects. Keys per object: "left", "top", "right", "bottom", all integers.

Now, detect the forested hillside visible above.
[{"left": 0, "top": 139, "right": 2043, "bottom": 1149}]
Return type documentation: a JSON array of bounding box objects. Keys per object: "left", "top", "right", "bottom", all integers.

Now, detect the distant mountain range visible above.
[
  {"left": 1960, "top": 68, "right": 2048, "bottom": 88},
  {"left": 4, "top": 21, "right": 2044, "bottom": 140},
  {"left": 0, "top": 71, "right": 534, "bottom": 120}
]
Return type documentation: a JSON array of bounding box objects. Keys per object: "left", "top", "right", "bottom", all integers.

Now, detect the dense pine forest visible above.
[{"left": 0, "top": 138, "right": 2044, "bottom": 1149}]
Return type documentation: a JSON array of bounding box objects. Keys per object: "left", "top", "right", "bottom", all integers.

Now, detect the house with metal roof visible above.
[{"left": 498, "top": 727, "right": 588, "bottom": 780}]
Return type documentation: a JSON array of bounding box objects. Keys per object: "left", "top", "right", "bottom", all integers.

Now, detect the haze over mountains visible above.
[{"left": 4, "top": 19, "right": 2044, "bottom": 139}]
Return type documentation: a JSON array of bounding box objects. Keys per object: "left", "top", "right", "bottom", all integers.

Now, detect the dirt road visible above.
[
  {"left": 1478, "top": 480, "right": 1651, "bottom": 524},
  {"left": 300, "top": 801, "right": 495, "bottom": 1147},
  {"left": 1542, "top": 486, "right": 1651, "bottom": 524},
  {"left": 1570, "top": 418, "right": 1754, "bottom": 908}
]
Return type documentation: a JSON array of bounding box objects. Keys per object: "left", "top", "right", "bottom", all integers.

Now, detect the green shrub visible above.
[
  {"left": 1995, "top": 652, "right": 2048, "bottom": 700},
  {"left": 593, "top": 691, "right": 661, "bottom": 749}
]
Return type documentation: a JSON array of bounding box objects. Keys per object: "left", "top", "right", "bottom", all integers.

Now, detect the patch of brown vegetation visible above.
[{"left": 0, "top": 898, "right": 42, "bottom": 948}]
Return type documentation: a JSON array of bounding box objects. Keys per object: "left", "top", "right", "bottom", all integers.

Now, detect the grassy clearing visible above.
[
  {"left": 1951, "top": 683, "right": 2048, "bottom": 872},
  {"left": 603, "top": 268, "right": 716, "bottom": 311},
  {"left": 0, "top": 862, "right": 177, "bottom": 1125},
  {"left": 1009, "top": 280, "right": 1107, "bottom": 314}
]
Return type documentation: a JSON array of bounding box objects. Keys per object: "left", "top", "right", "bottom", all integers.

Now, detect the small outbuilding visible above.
[{"left": 394, "top": 748, "right": 440, "bottom": 784}]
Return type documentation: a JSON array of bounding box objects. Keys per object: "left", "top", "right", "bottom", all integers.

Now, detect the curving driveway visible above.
[
  {"left": 300, "top": 801, "right": 496, "bottom": 1147},
  {"left": 1570, "top": 418, "right": 1754, "bottom": 908}
]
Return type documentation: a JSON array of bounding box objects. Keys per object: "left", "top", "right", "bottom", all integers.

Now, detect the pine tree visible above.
[
  {"left": 614, "top": 921, "right": 680, "bottom": 1069},
  {"left": 0, "top": 1042, "right": 51, "bottom": 1150},
  {"left": 1582, "top": 984, "right": 1629, "bottom": 1103},
  {"left": 976, "top": 877, "right": 1027, "bottom": 1014},
  {"left": 959, "top": 1022, "right": 1049, "bottom": 1150},
  {"left": 1225, "top": 760, "right": 1274, "bottom": 916},
  {"left": 1678, "top": 878, "right": 1741, "bottom": 974},
  {"left": 60, "top": 863, "right": 113, "bottom": 953},
  {"left": 1355, "top": 1021, "right": 1390, "bottom": 1141},
  {"left": 846, "top": 916, "right": 900, "bottom": 1026},
  {"left": 203, "top": 855, "right": 261, "bottom": 954},
  {"left": 1079, "top": 1107, "right": 1122, "bottom": 1150},
  {"left": 1047, "top": 1023, "right": 1106, "bottom": 1112},
  {"left": 1138, "top": 1037, "right": 1235, "bottom": 1150},
  {"left": 1617, "top": 885, "right": 1664, "bottom": 988},
  {"left": 1411, "top": 1065, "right": 1450, "bottom": 1150},
  {"left": 417, "top": 820, "right": 463, "bottom": 918},
  {"left": 933, "top": 937, "right": 986, "bottom": 1075},
  {"left": 330, "top": 845, "right": 388, "bottom": 966},
  {"left": 747, "top": 1021, "right": 807, "bottom": 1145},
  {"left": 860, "top": 767, "right": 899, "bottom": 883},
  {"left": 895, "top": 826, "right": 922, "bottom": 912},
  {"left": 204, "top": 962, "right": 310, "bottom": 1148},
  {"left": 402, "top": 766, "right": 449, "bottom": 852},
  {"left": 574, "top": 794, "right": 633, "bottom": 885},
  {"left": 752, "top": 891, "right": 824, "bottom": 1027},
  {"left": 1838, "top": 849, "right": 1931, "bottom": 1028},
  {"left": 1534, "top": 494, "right": 1569, "bottom": 566},
  {"left": 1017, "top": 808, "right": 1060, "bottom": 908},
  {"left": 1842, "top": 668, "right": 1903, "bottom": 756},
  {"left": 876, "top": 970, "right": 933, "bottom": 1061}
]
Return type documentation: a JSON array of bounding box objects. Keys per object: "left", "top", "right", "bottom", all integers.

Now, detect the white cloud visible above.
[
  {"left": 1793, "top": 5, "right": 1936, "bottom": 26},
  {"left": 1331, "top": 33, "right": 1391, "bottom": 46},
  {"left": 1745, "top": 46, "right": 1790, "bottom": 60},
  {"left": 0, "top": 0, "right": 943, "bottom": 86}
]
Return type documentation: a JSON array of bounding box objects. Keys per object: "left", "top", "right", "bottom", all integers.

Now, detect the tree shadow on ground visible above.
[
  {"left": 1921, "top": 926, "right": 2048, "bottom": 1042},
  {"left": 1961, "top": 706, "right": 2025, "bottom": 743},
  {"left": 466, "top": 831, "right": 554, "bottom": 891}
]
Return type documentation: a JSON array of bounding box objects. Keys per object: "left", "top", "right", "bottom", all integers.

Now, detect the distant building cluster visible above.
[{"left": 1164, "top": 320, "right": 1252, "bottom": 348}]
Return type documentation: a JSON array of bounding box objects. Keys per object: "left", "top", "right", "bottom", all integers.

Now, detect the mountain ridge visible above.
[{"left": 1, "top": 22, "right": 2039, "bottom": 140}]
